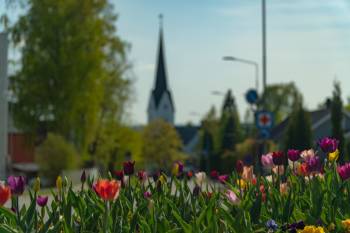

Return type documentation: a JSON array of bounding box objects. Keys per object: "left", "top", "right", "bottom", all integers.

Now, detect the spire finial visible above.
[{"left": 159, "top": 14, "right": 163, "bottom": 28}]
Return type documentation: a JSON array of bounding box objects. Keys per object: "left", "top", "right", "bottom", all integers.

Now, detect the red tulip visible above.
[
  {"left": 93, "top": 179, "right": 121, "bottom": 201},
  {"left": 0, "top": 183, "right": 11, "bottom": 206},
  {"left": 210, "top": 170, "right": 219, "bottom": 180},
  {"left": 235, "top": 160, "right": 244, "bottom": 174},
  {"left": 114, "top": 170, "right": 124, "bottom": 181}
]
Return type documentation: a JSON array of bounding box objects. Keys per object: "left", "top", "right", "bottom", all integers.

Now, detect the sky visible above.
[{"left": 2, "top": 0, "right": 350, "bottom": 126}]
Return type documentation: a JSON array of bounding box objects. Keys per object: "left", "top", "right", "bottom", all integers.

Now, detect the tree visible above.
[
  {"left": 10, "top": 0, "right": 130, "bottom": 155},
  {"left": 36, "top": 133, "right": 80, "bottom": 183},
  {"left": 219, "top": 89, "right": 240, "bottom": 153},
  {"left": 198, "top": 106, "right": 220, "bottom": 171},
  {"left": 331, "top": 81, "right": 346, "bottom": 163},
  {"left": 142, "top": 119, "right": 185, "bottom": 170},
  {"left": 284, "top": 100, "right": 312, "bottom": 151},
  {"left": 260, "top": 83, "right": 301, "bottom": 124}
]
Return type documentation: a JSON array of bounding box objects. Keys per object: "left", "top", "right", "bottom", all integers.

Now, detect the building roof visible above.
[
  {"left": 175, "top": 125, "right": 200, "bottom": 145},
  {"left": 270, "top": 108, "right": 330, "bottom": 140},
  {"left": 151, "top": 21, "right": 174, "bottom": 110}
]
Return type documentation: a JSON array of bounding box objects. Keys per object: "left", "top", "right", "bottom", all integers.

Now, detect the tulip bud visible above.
[
  {"left": 81, "top": 170, "right": 86, "bottom": 183},
  {"left": 56, "top": 176, "right": 62, "bottom": 192},
  {"left": 235, "top": 160, "right": 244, "bottom": 174},
  {"left": 33, "top": 177, "right": 40, "bottom": 193}
]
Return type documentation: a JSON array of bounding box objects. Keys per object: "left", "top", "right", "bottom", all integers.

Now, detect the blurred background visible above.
[{"left": 1, "top": 0, "right": 350, "bottom": 185}]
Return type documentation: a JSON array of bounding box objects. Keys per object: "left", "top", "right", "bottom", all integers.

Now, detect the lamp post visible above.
[{"left": 222, "top": 56, "right": 259, "bottom": 92}]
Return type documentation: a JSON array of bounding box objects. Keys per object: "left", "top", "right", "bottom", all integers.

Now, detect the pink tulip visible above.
[
  {"left": 261, "top": 153, "right": 274, "bottom": 169},
  {"left": 226, "top": 190, "right": 240, "bottom": 205}
]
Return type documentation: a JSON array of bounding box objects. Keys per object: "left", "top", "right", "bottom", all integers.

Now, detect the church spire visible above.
[
  {"left": 152, "top": 14, "right": 171, "bottom": 108},
  {"left": 147, "top": 15, "right": 175, "bottom": 124}
]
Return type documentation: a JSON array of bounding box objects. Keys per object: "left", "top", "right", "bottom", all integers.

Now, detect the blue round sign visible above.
[{"left": 245, "top": 89, "right": 258, "bottom": 104}]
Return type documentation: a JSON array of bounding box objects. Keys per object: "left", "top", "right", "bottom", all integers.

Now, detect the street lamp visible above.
[{"left": 222, "top": 56, "right": 259, "bottom": 93}]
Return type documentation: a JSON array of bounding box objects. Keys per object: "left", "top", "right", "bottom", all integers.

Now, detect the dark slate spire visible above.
[{"left": 152, "top": 14, "right": 174, "bottom": 109}]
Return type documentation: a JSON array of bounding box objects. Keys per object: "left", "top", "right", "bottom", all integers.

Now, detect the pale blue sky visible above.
[{"left": 3, "top": 1, "right": 350, "bottom": 125}]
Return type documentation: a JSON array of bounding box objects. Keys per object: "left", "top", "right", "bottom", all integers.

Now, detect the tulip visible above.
[
  {"left": 137, "top": 170, "right": 147, "bottom": 182},
  {"left": 298, "top": 226, "right": 324, "bottom": 233},
  {"left": 338, "top": 163, "right": 350, "bottom": 181},
  {"left": 93, "top": 179, "right": 121, "bottom": 201},
  {"left": 210, "top": 170, "right": 219, "bottom": 180},
  {"left": 301, "top": 149, "right": 315, "bottom": 160},
  {"left": 272, "top": 151, "right": 284, "bottom": 165},
  {"left": 195, "top": 172, "right": 206, "bottom": 186},
  {"left": 218, "top": 175, "right": 228, "bottom": 184},
  {"left": 261, "top": 153, "right": 274, "bottom": 169},
  {"left": 342, "top": 219, "right": 350, "bottom": 230},
  {"left": 56, "top": 176, "right": 62, "bottom": 193},
  {"left": 328, "top": 149, "right": 339, "bottom": 162},
  {"left": 186, "top": 171, "right": 193, "bottom": 179},
  {"left": 123, "top": 161, "right": 135, "bottom": 175},
  {"left": 306, "top": 156, "right": 321, "bottom": 173},
  {"left": 143, "top": 191, "right": 151, "bottom": 199},
  {"left": 81, "top": 170, "right": 86, "bottom": 183},
  {"left": 318, "top": 137, "right": 338, "bottom": 153},
  {"left": 37, "top": 195, "right": 48, "bottom": 207},
  {"left": 0, "top": 183, "right": 11, "bottom": 206},
  {"left": 279, "top": 182, "right": 288, "bottom": 195},
  {"left": 7, "top": 176, "right": 25, "bottom": 196},
  {"left": 33, "top": 177, "right": 40, "bottom": 193},
  {"left": 226, "top": 190, "right": 240, "bottom": 205},
  {"left": 242, "top": 166, "right": 254, "bottom": 181},
  {"left": 172, "top": 161, "right": 184, "bottom": 177},
  {"left": 237, "top": 179, "right": 247, "bottom": 189},
  {"left": 272, "top": 165, "right": 285, "bottom": 175},
  {"left": 235, "top": 160, "right": 244, "bottom": 174},
  {"left": 288, "top": 149, "right": 300, "bottom": 162},
  {"left": 266, "top": 219, "right": 278, "bottom": 231},
  {"left": 114, "top": 170, "right": 124, "bottom": 181}
]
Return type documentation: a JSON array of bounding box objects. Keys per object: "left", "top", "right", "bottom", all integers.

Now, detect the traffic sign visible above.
[
  {"left": 255, "top": 111, "right": 273, "bottom": 129},
  {"left": 245, "top": 89, "right": 259, "bottom": 105}
]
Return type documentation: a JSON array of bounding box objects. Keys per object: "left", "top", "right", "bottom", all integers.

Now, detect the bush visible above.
[{"left": 35, "top": 133, "right": 80, "bottom": 183}]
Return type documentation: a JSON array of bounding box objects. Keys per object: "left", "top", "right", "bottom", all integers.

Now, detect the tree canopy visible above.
[{"left": 9, "top": 0, "right": 131, "bottom": 156}]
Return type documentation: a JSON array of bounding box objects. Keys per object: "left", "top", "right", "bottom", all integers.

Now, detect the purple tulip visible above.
[
  {"left": 318, "top": 137, "right": 338, "bottom": 153},
  {"left": 306, "top": 156, "right": 321, "bottom": 173},
  {"left": 37, "top": 195, "right": 48, "bottom": 207},
  {"left": 288, "top": 149, "right": 300, "bottom": 162},
  {"left": 338, "top": 163, "right": 350, "bottom": 181},
  {"left": 7, "top": 176, "right": 25, "bottom": 195},
  {"left": 143, "top": 191, "right": 151, "bottom": 199},
  {"left": 81, "top": 170, "right": 86, "bottom": 183},
  {"left": 272, "top": 151, "right": 284, "bottom": 165},
  {"left": 123, "top": 161, "right": 135, "bottom": 175}
]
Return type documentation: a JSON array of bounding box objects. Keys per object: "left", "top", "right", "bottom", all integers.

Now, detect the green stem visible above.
[{"left": 103, "top": 201, "right": 109, "bottom": 233}]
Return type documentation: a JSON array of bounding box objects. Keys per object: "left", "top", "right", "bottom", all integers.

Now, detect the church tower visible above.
[{"left": 147, "top": 15, "right": 175, "bottom": 125}]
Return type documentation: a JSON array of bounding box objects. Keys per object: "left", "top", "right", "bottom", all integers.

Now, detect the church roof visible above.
[{"left": 151, "top": 18, "right": 174, "bottom": 110}]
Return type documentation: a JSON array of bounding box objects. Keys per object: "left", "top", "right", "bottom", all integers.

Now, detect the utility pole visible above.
[
  {"left": 262, "top": 0, "right": 267, "bottom": 93},
  {"left": 0, "top": 32, "right": 8, "bottom": 179}
]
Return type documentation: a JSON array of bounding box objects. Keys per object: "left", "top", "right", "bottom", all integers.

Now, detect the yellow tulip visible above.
[
  {"left": 342, "top": 219, "right": 350, "bottom": 229},
  {"left": 237, "top": 179, "right": 247, "bottom": 189},
  {"left": 33, "top": 177, "right": 40, "bottom": 193},
  {"left": 328, "top": 149, "right": 339, "bottom": 162},
  {"left": 298, "top": 225, "right": 324, "bottom": 233},
  {"left": 56, "top": 176, "right": 62, "bottom": 192}
]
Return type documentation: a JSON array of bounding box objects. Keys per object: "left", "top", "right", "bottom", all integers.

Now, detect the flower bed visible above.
[{"left": 1, "top": 137, "right": 350, "bottom": 232}]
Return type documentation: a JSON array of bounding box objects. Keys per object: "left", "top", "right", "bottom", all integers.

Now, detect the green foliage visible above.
[
  {"left": 94, "top": 122, "right": 142, "bottom": 174},
  {"left": 260, "top": 82, "right": 302, "bottom": 124},
  {"left": 142, "top": 119, "right": 185, "bottom": 170},
  {"left": 331, "top": 81, "right": 346, "bottom": 163},
  {"left": 9, "top": 0, "right": 130, "bottom": 155},
  {"left": 35, "top": 133, "right": 79, "bottom": 183},
  {"left": 284, "top": 100, "right": 312, "bottom": 150}
]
